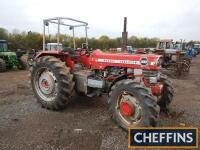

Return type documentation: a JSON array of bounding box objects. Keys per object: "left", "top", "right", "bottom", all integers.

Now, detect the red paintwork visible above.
[
  {"left": 34, "top": 51, "right": 69, "bottom": 58},
  {"left": 150, "top": 84, "right": 161, "bottom": 96},
  {"left": 89, "top": 50, "right": 161, "bottom": 70},
  {"left": 120, "top": 102, "right": 134, "bottom": 116},
  {"left": 34, "top": 49, "right": 162, "bottom": 71},
  {"left": 143, "top": 78, "right": 162, "bottom": 95},
  {"left": 75, "top": 50, "right": 91, "bottom": 68},
  {"left": 34, "top": 51, "right": 74, "bottom": 70},
  {"left": 42, "top": 80, "right": 49, "bottom": 89},
  {"left": 65, "top": 57, "right": 74, "bottom": 70}
]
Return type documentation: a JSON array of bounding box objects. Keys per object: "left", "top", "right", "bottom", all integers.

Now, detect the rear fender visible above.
[
  {"left": 33, "top": 51, "right": 74, "bottom": 70},
  {"left": 108, "top": 74, "right": 128, "bottom": 92},
  {"left": 34, "top": 51, "right": 68, "bottom": 59}
]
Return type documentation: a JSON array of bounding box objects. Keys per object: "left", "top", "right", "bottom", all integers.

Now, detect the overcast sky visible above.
[{"left": 0, "top": 0, "right": 200, "bottom": 41}]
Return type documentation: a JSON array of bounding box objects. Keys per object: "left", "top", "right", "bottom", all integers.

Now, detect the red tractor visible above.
[{"left": 29, "top": 17, "right": 173, "bottom": 130}]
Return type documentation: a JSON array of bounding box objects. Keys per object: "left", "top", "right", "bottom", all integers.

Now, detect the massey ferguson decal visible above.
[
  {"left": 96, "top": 59, "right": 141, "bottom": 65},
  {"left": 140, "top": 58, "right": 148, "bottom": 65}
]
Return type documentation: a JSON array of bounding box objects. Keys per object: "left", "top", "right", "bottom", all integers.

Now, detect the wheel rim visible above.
[
  {"left": 116, "top": 91, "right": 142, "bottom": 126},
  {"left": 34, "top": 67, "right": 57, "bottom": 102}
]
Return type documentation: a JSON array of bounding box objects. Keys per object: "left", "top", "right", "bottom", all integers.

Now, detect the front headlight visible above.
[{"left": 150, "top": 61, "right": 156, "bottom": 66}]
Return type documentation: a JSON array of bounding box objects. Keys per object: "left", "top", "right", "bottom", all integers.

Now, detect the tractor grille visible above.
[
  {"left": 143, "top": 70, "right": 160, "bottom": 84},
  {"left": 143, "top": 70, "right": 159, "bottom": 77}
]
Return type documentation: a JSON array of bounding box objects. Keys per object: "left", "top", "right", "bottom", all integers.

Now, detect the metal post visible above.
[
  {"left": 72, "top": 27, "right": 76, "bottom": 49},
  {"left": 57, "top": 18, "right": 60, "bottom": 50},
  {"left": 124, "top": 17, "right": 127, "bottom": 32},
  {"left": 43, "top": 20, "right": 46, "bottom": 51},
  {"left": 122, "top": 17, "right": 128, "bottom": 51},
  {"left": 85, "top": 26, "right": 88, "bottom": 49},
  {"left": 180, "top": 39, "right": 183, "bottom": 50}
]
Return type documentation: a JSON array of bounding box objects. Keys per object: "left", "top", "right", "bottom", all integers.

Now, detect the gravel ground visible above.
[{"left": 0, "top": 56, "right": 200, "bottom": 150}]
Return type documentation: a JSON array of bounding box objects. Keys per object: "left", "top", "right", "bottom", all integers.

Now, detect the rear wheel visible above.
[
  {"left": 0, "top": 58, "right": 6, "bottom": 72},
  {"left": 108, "top": 79, "right": 160, "bottom": 130},
  {"left": 31, "top": 56, "right": 75, "bottom": 110},
  {"left": 158, "top": 75, "right": 174, "bottom": 110}
]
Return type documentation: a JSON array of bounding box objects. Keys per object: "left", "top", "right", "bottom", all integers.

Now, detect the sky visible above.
[{"left": 0, "top": 0, "right": 200, "bottom": 41}]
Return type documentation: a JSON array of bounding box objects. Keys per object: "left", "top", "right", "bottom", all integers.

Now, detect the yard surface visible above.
[{"left": 0, "top": 56, "right": 200, "bottom": 150}]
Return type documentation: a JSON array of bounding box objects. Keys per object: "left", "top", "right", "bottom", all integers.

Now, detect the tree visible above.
[
  {"left": 99, "top": 35, "right": 110, "bottom": 49},
  {"left": 0, "top": 28, "right": 8, "bottom": 40},
  {"left": 1, "top": 27, "right": 160, "bottom": 51},
  {"left": 25, "top": 31, "right": 43, "bottom": 49}
]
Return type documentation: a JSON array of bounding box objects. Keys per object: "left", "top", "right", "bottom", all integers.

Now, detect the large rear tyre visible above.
[
  {"left": 31, "top": 56, "right": 75, "bottom": 110},
  {"left": 158, "top": 75, "right": 174, "bottom": 110},
  {"left": 0, "top": 58, "right": 6, "bottom": 72},
  {"left": 108, "top": 79, "right": 160, "bottom": 130}
]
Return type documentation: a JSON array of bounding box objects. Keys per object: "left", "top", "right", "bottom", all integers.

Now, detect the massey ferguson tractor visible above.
[{"left": 29, "top": 17, "right": 173, "bottom": 130}]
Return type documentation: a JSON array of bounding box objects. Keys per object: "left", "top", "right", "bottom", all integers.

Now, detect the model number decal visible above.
[{"left": 96, "top": 59, "right": 140, "bottom": 65}]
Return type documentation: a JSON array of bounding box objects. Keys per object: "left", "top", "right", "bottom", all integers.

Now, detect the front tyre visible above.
[
  {"left": 31, "top": 56, "right": 75, "bottom": 110},
  {"left": 108, "top": 80, "right": 160, "bottom": 130},
  {"left": 158, "top": 75, "right": 174, "bottom": 110}
]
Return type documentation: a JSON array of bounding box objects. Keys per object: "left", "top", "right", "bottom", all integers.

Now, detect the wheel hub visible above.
[
  {"left": 41, "top": 79, "right": 49, "bottom": 89},
  {"left": 117, "top": 92, "right": 142, "bottom": 125},
  {"left": 120, "top": 101, "right": 134, "bottom": 116},
  {"left": 38, "top": 71, "right": 56, "bottom": 95}
]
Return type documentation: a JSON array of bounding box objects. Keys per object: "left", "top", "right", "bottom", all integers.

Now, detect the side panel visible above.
[
  {"left": 89, "top": 50, "right": 161, "bottom": 70},
  {"left": 76, "top": 55, "right": 91, "bottom": 68}
]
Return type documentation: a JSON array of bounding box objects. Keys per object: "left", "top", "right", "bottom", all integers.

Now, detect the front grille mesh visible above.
[{"left": 143, "top": 70, "right": 158, "bottom": 77}]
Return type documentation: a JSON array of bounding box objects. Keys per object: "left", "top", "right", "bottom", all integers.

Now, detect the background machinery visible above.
[
  {"left": 154, "top": 39, "right": 190, "bottom": 76},
  {"left": 193, "top": 44, "right": 200, "bottom": 55},
  {"left": 0, "top": 40, "right": 27, "bottom": 72}
]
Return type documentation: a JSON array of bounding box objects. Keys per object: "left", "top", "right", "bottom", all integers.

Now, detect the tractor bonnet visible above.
[{"left": 90, "top": 50, "right": 162, "bottom": 70}]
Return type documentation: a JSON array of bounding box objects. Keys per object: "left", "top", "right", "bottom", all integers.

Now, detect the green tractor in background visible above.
[{"left": 0, "top": 40, "right": 27, "bottom": 72}]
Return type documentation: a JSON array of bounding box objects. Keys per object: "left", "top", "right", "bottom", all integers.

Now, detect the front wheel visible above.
[
  {"left": 108, "top": 80, "right": 160, "bottom": 130},
  {"left": 158, "top": 75, "right": 174, "bottom": 110}
]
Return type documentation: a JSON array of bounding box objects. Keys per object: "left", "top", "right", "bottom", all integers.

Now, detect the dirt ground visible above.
[{"left": 0, "top": 56, "right": 200, "bottom": 150}]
